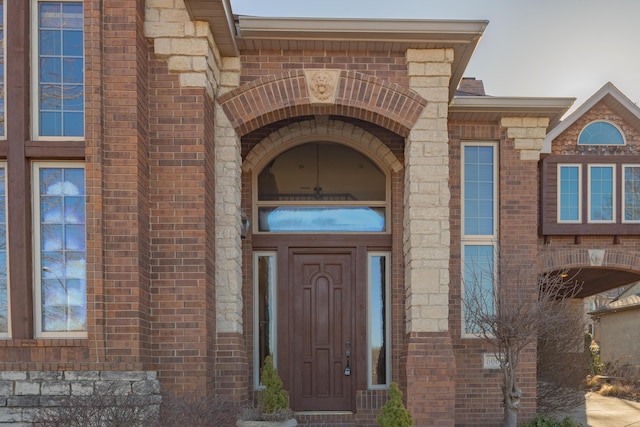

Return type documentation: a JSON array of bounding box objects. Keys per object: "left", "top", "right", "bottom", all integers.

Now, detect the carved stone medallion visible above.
[{"left": 304, "top": 69, "right": 339, "bottom": 104}]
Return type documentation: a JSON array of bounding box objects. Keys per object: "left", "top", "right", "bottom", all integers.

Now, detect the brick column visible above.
[
  {"left": 101, "top": 0, "right": 151, "bottom": 365},
  {"left": 403, "top": 48, "right": 456, "bottom": 426},
  {"left": 499, "top": 116, "right": 550, "bottom": 419}
]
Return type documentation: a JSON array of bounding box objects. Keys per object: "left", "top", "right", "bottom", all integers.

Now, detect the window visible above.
[
  {"left": 463, "top": 145, "right": 496, "bottom": 236},
  {"left": 33, "top": 1, "right": 84, "bottom": 138},
  {"left": 578, "top": 121, "right": 625, "bottom": 145},
  {"left": 623, "top": 165, "right": 640, "bottom": 222},
  {"left": 256, "top": 142, "right": 387, "bottom": 233},
  {"left": 368, "top": 253, "right": 390, "bottom": 388},
  {"left": 558, "top": 165, "right": 581, "bottom": 223},
  {"left": 254, "top": 252, "right": 276, "bottom": 388},
  {"left": 588, "top": 165, "right": 615, "bottom": 223},
  {"left": 0, "top": 163, "right": 8, "bottom": 338},
  {"left": 0, "top": 1, "right": 5, "bottom": 138},
  {"left": 33, "top": 163, "right": 86, "bottom": 337},
  {"left": 461, "top": 143, "right": 497, "bottom": 336},
  {"left": 462, "top": 245, "right": 495, "bottom": 336}
]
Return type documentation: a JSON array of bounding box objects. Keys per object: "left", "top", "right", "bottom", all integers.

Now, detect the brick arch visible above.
[
  {"left": 241, "top": 118, "right": 403, "bottom": 175},
  {"left": 218, "top": 70, "right": 427, "bottom": 137},
  {"left": 540, "top": 248, "right": 640, "bottom": 273}
]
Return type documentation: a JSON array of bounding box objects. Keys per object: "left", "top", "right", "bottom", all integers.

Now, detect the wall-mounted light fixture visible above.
[{"left": 241, "top": 212, "right": 251, "bottom": 238}]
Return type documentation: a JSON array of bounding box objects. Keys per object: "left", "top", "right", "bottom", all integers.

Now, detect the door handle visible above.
[{"left": 344, "top": 340, "right": 351, "bottom": 376}]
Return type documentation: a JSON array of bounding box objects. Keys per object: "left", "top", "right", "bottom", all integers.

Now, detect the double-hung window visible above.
[
  {"left": 588, "top": 165, "right": 615, "bottom": 223},
  {"left": 33, "top": 163, "right": 86, "bottom": 337},
  {"left": 461, "top": 143, "right": 497, "bottom": 336},
  {"left": 0, "top": 1, "right": 5, "bottom": 138},
  {"left": 0, "top": 163, "right": 8, "bottom": 338},
  {"left": 558, "top": 165, "right": 581, "bottom": 223},
  {"left": 623, "top": 165, "right": 640, "bottom": 223},
  {"left": 33, "top": 0, "right": 84, "bottom": 138}
]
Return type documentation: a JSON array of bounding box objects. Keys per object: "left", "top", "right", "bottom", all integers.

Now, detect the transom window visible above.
[
  {"left": 33, "top": 0, "right": 84, "bottom": 138},
  {"left": 256, "top": 142, "right": 387, "bottom": 233},
  {"left": 578, "top": 121, "right": 625, "bottom": 145}
]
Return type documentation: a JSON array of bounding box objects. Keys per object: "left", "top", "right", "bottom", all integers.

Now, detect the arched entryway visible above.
[{"left": 243, "top": 119, "right": 402, "bottom": 413}]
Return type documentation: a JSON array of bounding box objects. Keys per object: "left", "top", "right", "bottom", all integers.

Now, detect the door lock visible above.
[{"left": 344, "top": 340, "right": 351, "bottom": 376}]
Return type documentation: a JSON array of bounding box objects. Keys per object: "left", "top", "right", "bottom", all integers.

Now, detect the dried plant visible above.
[{"left": 32, "top": 383, "right": 160, "bottom": 427}]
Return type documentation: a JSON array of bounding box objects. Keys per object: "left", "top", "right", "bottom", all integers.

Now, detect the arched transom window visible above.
[
  {"left": 255, "top": 142, "right": 388, "bottom": 233},
  {"left": 578, "top": 121, "right": 625, "bottom": 145}
]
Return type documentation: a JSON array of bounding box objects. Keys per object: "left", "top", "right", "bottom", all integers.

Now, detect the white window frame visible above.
[
  {"left": 622, "top": 164, "right": 640, "bottom": 224},
  {"left": 31, "top": 0, "right": 85, "bottom": 141},
  {"left": 367, "top": 251, "right": 391, "bottom": 389},
  {"left": 0, "top": 0, "right": 6, "bottom": 140},
  {"left": 0, "top": 161, "right": 9, "bottom": 338},
  {"left": 557, "top": 164, "right": 582, "bottom": 224},
  {"left": 577, "top": 120, "right": 626, "bottom": 146},
  {"left": 253, "top": 251, "right": 277, "bottom": 389},
  {"left": 587, "top": 164, "right": 616, "bottom": 224},
  {"left": 33, "top": 161, "right": 87, "bottom": 338},
  {"left": 461, "top": 142, "right": 498, "bottom": 338}
]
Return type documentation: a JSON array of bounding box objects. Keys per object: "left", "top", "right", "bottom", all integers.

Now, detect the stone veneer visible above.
[
  {"left": 0, "top": 371, "right": 160, "bottom": 426},
  {"left": 404, "top": 48, "right": 453, "bottom": 333},
  {"left": 144, "top": 0, "right": 225, "bottom": 98},
  {"left": 501, "top": 117, "right": 550, "bottom": 160}
]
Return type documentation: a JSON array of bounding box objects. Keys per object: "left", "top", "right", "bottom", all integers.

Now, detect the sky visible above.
[{"left": 229, "top": 0, "right": 640, "bottom": 118}]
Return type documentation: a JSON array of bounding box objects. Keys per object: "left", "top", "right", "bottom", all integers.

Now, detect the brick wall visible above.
[
  {"left": 100, "top": 0, "right": 152, "bottom": 365},
  {"left": 239, "top": 50, "right": 409, "bottom": 87},
  {"left": 448, "top": 121, "right": 539, "bottom": 425}
]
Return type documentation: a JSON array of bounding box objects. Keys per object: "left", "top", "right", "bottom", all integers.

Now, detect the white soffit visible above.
[{"left": 449, "top": 96, "right": 575, "bottom": 128}]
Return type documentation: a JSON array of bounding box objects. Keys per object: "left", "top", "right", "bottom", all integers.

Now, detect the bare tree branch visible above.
[{"left": 462, "top": 252, "right": 583, "bottom": 427}]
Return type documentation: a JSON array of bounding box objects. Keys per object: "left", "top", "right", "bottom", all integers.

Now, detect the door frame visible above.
[{"left": 252, "top": 233, "right": 391, "bottom": 412}]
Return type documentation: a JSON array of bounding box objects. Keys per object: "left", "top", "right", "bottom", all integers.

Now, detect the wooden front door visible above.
[{"left": 289, "top": 250, "right": 354, "bottom": 412}]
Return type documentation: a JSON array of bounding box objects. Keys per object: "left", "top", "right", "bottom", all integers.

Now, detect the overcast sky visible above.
[{"left": 229, "top": 0, "right": 640, "bottom": 117}]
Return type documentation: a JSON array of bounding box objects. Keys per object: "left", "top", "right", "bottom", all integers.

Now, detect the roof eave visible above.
[
  {"left": 449, "top": 96, "right": 575, "bottom": 129},
  {"left": 236, "top": 17, "right": 488, "bottom": 100},
  {"left": 183, "top": 0, "right": 239, "bottom": 56}
]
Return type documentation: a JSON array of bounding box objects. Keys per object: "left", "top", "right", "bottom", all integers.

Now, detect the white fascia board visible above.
[{"left": 237, "top": 16, "right": 488, "bottom": 42}]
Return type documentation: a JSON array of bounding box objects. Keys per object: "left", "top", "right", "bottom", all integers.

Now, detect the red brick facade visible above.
[{"left": 2, "top": 2, "right": 639, "bottom": 426}]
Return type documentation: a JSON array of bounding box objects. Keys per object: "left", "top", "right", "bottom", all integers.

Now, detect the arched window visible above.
[
  {"left": 578, "top": 121, "right": 625, "bottom": 145},
  {"left": 256, "top": 142, "right": 388, "bottom": 232}
]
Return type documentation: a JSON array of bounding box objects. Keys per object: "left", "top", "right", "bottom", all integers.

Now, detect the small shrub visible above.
[
  {"left": 520, "top": 414, "right": 583, "bottom": 427},
  {"left": 238, "top": 354, "right": 294, "bottom": 422},
  {"left": 160, "top": 394, "right": 238, "bottom": 427},
  {"left": 32, "top": 383, "right": 160, "bottom": 427},
  {"left": 376, "top": 382, "right": 412, "bottom": 427}
]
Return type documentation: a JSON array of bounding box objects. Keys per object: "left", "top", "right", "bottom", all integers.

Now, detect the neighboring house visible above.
[
  {"left": 589, "top": 283, "right": 640, "bottom": 367},
  {"left": 1, "top": 1, "right": 640, "bottom": 426}
]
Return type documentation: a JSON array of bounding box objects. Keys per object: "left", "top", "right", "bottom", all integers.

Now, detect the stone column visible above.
[
  {"left": 403, "top": 48, "right": 456, "bottom": 426},
  {"left": 214, "top": 58, "right": 248, "bottom": 402}
]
